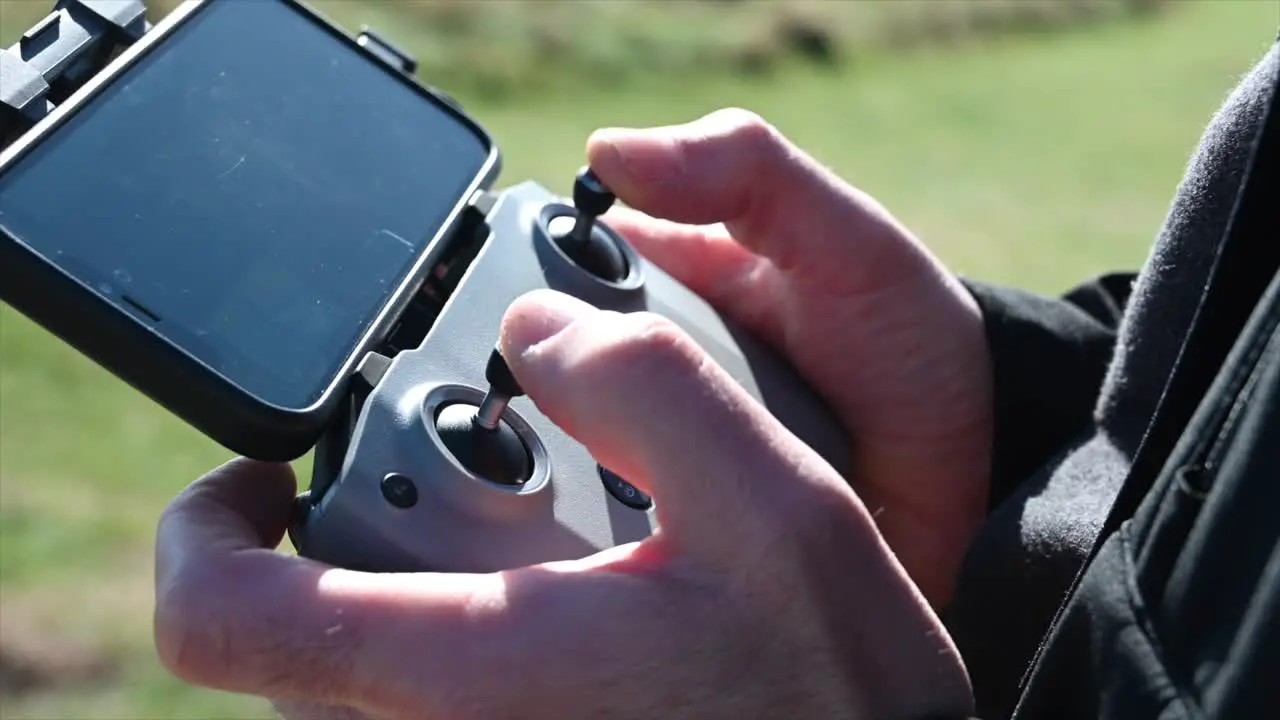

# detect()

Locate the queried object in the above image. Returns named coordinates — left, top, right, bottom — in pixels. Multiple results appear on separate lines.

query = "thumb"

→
left=499, top=289, right=851, bottom=555
left=586, top=108, right=918, bottom=283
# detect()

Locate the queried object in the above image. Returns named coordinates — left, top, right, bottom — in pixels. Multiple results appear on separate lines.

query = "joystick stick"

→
left=549, top=167, right=628, bottom=282
left=473, top=346, right=524, bottom=430
left=434, top=347, right=532, bottom=486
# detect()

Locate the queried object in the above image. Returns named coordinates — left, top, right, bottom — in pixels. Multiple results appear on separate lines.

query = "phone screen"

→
left=0, top=0, right=493, bottom=410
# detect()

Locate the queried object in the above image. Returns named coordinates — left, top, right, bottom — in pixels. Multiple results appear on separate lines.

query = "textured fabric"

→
left=1011, top=30, right=1280, bottom=717
left=1095, top=44, right=1280, bottom=456
left=942, top=40, right=1280, bottom=720
left=945, top=429, right=1131, bottom=718
left=1014, top=274, right=1280, bottom=718
left=956, top=278, right=1127, bottom=510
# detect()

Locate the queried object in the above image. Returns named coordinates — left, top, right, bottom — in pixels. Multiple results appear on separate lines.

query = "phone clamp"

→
left=0, top=1, right=440, bottom=151
left=1, top=0, right=151, bottom=148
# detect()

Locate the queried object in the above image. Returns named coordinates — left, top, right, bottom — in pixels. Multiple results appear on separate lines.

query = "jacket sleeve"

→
left=960, top=273, right=1134, bottom=509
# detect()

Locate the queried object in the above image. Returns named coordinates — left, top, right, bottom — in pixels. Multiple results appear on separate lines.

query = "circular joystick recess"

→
left=552, top=225, right=628, bottom=282
left=435, top=403, right=532, bottom=486
left=550, top=167, right=629, bottom=282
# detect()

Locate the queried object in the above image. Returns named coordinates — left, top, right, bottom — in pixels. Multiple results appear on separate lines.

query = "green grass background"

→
left=1, top=0, right=1276, bottom=717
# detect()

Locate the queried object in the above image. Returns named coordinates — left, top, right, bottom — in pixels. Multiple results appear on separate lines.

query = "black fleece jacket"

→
left=941, top=38, right=1279, bottom=720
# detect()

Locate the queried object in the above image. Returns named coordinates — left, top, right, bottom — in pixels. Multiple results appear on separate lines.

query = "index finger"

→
left=599, top=206, right=788, bottom=349
left=587, top=108, right=920, bottom=287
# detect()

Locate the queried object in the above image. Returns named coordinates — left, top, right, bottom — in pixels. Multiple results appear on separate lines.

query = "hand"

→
left=154, top=290, right=973, bottom=719
left=586, top=108, right=994, bottom=607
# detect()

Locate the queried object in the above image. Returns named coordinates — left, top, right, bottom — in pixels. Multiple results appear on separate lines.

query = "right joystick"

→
left=550, top=167, right=629, bottom=282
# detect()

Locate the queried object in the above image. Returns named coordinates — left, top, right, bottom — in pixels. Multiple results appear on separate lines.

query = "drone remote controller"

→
left=288, top=168, right=851, bottom=573
left=0, top=0, right=849, bottom=576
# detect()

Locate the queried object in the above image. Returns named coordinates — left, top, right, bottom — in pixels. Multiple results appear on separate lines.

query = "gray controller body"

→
left=290, top=181, right=850, bottom=574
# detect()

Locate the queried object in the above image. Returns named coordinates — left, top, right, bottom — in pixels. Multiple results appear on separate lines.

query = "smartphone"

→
left=0, top=0, right=499, bottom=461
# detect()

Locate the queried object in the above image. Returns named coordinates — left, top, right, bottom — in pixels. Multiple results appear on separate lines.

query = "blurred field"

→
left=2, top=0, right=1181, bottom=100
left=1, top=0, right=1277, bottom=717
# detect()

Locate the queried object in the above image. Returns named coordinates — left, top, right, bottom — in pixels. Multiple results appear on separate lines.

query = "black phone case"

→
left=0, top=0, right=501, bottom=462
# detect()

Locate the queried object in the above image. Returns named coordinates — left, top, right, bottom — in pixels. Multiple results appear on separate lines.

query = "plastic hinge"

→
left=356, top=28, right=417, bottom=76
left=355, top=27, right=463, bottom=113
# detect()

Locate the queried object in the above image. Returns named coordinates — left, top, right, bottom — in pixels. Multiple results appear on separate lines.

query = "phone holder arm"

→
left=0, top=0, right=150, bottom=147
left=0, top=1, right=438, bottom=151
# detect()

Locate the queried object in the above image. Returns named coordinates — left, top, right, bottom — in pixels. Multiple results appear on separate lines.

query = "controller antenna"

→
left=568, top=167, right=616, bottom=246
left=474, top=346, right=524, bottom=431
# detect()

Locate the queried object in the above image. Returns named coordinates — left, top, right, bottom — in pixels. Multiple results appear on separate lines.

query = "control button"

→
left=380, top=473, right=418, bottom=508
left=599, top=466, right=652, bottom=510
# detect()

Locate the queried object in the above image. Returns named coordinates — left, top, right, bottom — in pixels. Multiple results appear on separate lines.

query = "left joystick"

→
left=473, top=346, right=524, bottom=430
left=434, top=347, right=531, bottom=486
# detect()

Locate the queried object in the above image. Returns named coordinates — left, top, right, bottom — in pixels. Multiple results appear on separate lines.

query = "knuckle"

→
left=566, top=311, right=710, bottom=410
left=155, top=560, right=362, bottom=702
left=708, top=106, right=770, bottom=134
left=153, top=566, right=230, bottom=685
left=708, top=107, right=782, bottom=153
left=605, top=312, right=702, bottom=375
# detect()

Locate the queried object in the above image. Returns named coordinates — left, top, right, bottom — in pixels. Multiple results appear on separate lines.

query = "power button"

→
left=598, top=466, right=652, bottom=510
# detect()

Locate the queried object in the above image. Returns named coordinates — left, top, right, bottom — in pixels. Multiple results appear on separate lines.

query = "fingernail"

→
left=589, top=127, right=686, bottom=184
left=500, top=289, right=594, bottom=358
